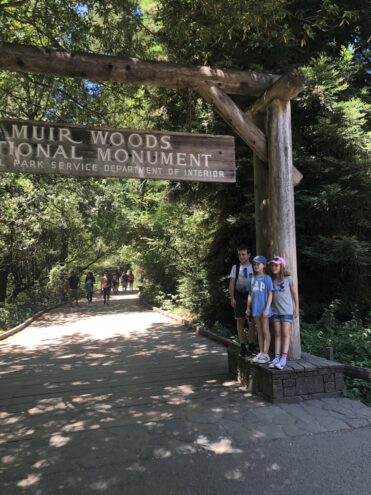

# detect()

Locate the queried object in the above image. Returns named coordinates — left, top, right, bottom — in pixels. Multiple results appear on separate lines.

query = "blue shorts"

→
left=271, top=314, right=293, bottom=323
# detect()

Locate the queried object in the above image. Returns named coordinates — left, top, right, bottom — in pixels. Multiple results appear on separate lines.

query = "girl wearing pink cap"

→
left=268, top=256, right=299, bottom=370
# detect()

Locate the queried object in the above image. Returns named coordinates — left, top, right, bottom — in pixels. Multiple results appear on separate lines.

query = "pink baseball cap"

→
left=269, top=256, right=286, bottom=267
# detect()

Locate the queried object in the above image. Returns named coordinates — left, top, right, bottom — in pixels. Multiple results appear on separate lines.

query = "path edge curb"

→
left=0, top=303, right=65, bottom=341
left=150, top=304, right=240, bottom=352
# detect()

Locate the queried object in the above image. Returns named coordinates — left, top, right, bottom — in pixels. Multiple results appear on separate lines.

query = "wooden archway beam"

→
left=0, top=43, right=303, bottom=185
left=196, top=82, right=267, bottom=162
left=0, top=42, right=279, bottom=97
left=246, top=69, right=305, bottom=117
left=196, top=82, right=303, bottom=186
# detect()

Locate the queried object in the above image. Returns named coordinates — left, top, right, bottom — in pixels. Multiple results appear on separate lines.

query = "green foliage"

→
left=294, top=46, right=370, bottom=317
left=301, top=300, right=371, bottom=405
left=301, top=300, right=371, bottom=367
left=345, top=378, right=371, bottom=407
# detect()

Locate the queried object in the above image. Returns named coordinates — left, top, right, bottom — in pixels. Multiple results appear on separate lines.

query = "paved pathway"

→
left=1, top=293, right=371, bottom=494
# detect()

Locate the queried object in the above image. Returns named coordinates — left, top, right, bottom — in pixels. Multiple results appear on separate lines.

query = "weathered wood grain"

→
left=266, top=99, right=301, bottom=360
left=253, top=114, right=270, bottom=255
left=0, top=42, right=279, bottom=96
left=246, top=69, right=305, bottom=117
left=0, top=119, right=236, bottom=183
left=196, top=81, right=268, bottom=162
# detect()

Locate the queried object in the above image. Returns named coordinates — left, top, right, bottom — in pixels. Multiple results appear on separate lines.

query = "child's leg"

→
left=261, top=316, right=271, bottom=354
left=236, top=318, right=245, bottom=345
left=248, top=317, right=256, bottom=346
left=269, top=320, right=282, bottom=367
left=274, top=321, right=292, bottom=369
left=254, top=318, right=264, bottom=353
left=281, top=321, right=291, bottom=355
left=273, top=320, right=282, bottom=356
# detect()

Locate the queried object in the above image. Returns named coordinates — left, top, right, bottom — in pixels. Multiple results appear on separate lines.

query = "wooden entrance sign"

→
left=0, top=119, right=236, bottom=183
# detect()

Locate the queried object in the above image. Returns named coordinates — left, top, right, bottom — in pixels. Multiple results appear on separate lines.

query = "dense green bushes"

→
left=300, top=300, right=371, bottom=405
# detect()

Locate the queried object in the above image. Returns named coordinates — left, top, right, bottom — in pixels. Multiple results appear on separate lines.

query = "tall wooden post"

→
left=253, top=115, right=270, bottom=255
left=266, top=99, right=301, bottom=359
left=253, top=154, right=270, bottom=254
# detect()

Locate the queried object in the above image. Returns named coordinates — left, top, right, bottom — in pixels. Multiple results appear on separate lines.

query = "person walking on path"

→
left=268, top=256, right=299, bottom=370
left=128, top=270, right=134, bottom=290
left=101, top=271, right=111, bottom=305
left=85, top=272, right=95, bottom=304
left=246, top=256, right=273, bottom=364
left=121, top=271, right=129, bottom=292
left=112, top=271, right=120, bottom=294
left=68, top=270, right=80, bottom=307
left=229, top=246, right=257, bottom=357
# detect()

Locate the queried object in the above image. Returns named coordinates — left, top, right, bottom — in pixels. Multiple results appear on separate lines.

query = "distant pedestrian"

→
left=121, top=271, right=129, bottom=292
left=128, top=270, right=134, bottom=290
left=85, top=272, right=95, bottom=303
left=246, top=256, right=273, bottom=364
left=101, top=271, right=111, bottom=305
left=68, top=270, right=80, bottom=307
left=112, top=271, right=119, bottom=294
left=268, top=256, right=299, bottom=370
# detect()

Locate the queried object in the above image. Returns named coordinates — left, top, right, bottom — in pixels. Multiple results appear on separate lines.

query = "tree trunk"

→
left=0, top=267, right=9, bottom=303
left=266, top=99, right=301, bottom=359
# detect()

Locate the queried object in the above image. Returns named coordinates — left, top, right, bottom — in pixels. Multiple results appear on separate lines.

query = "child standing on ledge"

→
left=229, top=245, right=256, bottom=357
left=268, top=256, right=299, bottom=370
left=246, top=256, right=273, bottom=364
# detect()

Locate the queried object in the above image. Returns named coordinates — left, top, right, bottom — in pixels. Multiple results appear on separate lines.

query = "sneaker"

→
left=256, top=353, right=270, bottom=364
left=269, top=357, right=281, bottom=369
left=252, top=352, right=263, bottom=363
left=275, top=357, right=287, bottom=370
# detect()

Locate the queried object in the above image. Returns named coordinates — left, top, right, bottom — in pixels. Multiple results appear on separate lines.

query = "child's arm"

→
left=229, top=277, right=236, bottom=308
left=290, top=283, right=299, bottom=318
left=246, top=293, right=252, bottom=316
left=263, top=290, right=272, bottom=317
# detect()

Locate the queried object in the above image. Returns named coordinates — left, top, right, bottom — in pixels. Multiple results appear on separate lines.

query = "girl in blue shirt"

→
left=246, top=256, right=273, bottom=364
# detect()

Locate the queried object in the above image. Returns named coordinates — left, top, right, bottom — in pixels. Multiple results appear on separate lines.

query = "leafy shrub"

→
left=301, top=300, right=371, bottom=405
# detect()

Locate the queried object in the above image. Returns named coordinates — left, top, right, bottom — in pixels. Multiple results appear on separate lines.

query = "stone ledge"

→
left=228, top=349, right=345, bottom=403
left=148, top=303, right=347, bottom=404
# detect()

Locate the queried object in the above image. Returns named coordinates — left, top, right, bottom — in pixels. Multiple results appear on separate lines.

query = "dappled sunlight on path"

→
left=1, top=291, right=371, bottom=494
left=0, top=292, right=260, bottom=493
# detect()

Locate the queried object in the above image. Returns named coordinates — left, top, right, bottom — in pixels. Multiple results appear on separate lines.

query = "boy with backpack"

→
left=229, top=246, right=257, bottom=356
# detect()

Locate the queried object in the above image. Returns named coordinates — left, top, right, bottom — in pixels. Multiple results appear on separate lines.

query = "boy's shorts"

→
left=271, top=314, right=293, bottom=323
left=234, top=290, right=248, bottom=319
left=69, top=288, right=79, bottom=300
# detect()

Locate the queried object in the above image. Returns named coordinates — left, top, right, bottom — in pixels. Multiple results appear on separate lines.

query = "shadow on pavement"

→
left=1, top=293, right=370, bottom=494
